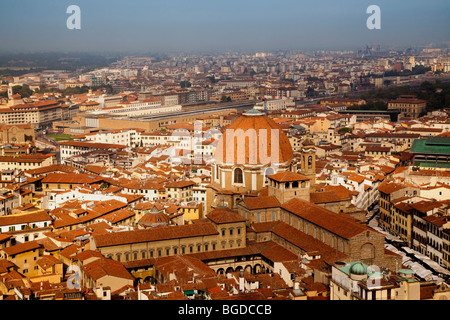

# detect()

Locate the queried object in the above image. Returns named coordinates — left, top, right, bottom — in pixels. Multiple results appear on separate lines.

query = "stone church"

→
left=206, top=108, right=400, bottom=271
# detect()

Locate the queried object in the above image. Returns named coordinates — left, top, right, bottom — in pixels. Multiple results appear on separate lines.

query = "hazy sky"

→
left=1, top=0, right=449, bottom=53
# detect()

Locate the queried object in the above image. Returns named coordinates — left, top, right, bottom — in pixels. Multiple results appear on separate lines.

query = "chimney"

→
left=239, top=270, right=245, bottom=292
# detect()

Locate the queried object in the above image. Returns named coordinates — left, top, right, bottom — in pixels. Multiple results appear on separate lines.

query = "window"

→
left=234, top=168, right=243, bottom=184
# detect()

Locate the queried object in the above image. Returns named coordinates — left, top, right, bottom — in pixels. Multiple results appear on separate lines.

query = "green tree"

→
left=12, top=84, right=33, bottom=98
left=180, top=81, right=191, bottom=88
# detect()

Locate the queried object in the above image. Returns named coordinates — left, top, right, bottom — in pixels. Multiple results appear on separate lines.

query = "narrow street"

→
left=365, top=201, right=450, bottom=285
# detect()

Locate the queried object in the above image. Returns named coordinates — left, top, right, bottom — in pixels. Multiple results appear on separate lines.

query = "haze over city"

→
left=0, top=0, right=449, bottom=53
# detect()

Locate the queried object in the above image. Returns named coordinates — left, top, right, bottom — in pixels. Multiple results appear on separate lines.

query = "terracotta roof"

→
left=83, top=257, right=134, bottom=281
left=243, top=195, right=281, bottom=210
left=154, top=255, right=216, bottom=282
left=74, top=250, right=104, bottom=262
left=310, top=185, right=352, bottom=204
left=165, top=180, right=195, bottom=188
left=206, top=208, right=247, bottom=224
left=36, top=255, right=62, bottom=270
left=93, top=222, right=219, bottom=248
left=267, top=171, right=310, bottom=182
left=98, top=208, right=135, bottom=224
left=42, top=173, right=103, bottom=184
left=2, top=241, right=41, bottom=256
left=215, top=112, right=294, bottom=165
left=281, top=198, right=374, bottom=240
left=409, top=200, right=443, bottom=214
left=0, top=211, right=52, bottom=227
left=0, top=259, right=15, bottom=273
left=23, top=164, right=77, bottom=176
left=378, top=180, right=410, bottom=194
left=138, top=211, right=170, bottom=226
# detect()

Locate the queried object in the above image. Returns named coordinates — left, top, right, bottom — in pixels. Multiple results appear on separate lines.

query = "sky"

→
left=0, top=0, right=449, bottom=53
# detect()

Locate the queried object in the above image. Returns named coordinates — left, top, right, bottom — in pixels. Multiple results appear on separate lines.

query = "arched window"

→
left=234, top=168, right=243, bottom=184
left=308, top=155, right=313, bottom=168
left=361, top=243, right=375, bottom=266
left=265, top=167, right=274, bottom=183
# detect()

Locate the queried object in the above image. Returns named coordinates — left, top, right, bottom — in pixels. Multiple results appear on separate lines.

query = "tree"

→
left=12, top=84, right=33, bottom=98
left=180, top=81, right=191, bottom=88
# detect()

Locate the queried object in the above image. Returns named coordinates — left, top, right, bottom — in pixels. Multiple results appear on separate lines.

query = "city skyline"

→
left=0, top=0, right=449, bottom=54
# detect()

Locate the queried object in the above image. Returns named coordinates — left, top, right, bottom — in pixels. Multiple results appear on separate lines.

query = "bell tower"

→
left=7, top=83, right=13, bottom=100
left=299, top=137, right=316, bottom=189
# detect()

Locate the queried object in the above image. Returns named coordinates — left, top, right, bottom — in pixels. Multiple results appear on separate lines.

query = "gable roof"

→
left=206, top=208, right=247, bottom=224
left=83, top=257, right=134, bottom=281
left=2, top=241, right=41, bottom=256
left=281, top=198, right=375, bottom=240
left=267, top=171, right=310, bottom=182
left=242, top=195, right=281, bottom=210
left=93, top=222, right=219, bottom=248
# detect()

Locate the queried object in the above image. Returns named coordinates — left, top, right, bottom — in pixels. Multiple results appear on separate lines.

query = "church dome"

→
left=350, top=262, right=368, bottom=275
left=215, top=109, right=294, bottom=166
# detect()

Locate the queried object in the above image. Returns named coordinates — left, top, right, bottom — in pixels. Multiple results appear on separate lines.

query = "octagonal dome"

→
left=215, top=109, right=294, bottom=166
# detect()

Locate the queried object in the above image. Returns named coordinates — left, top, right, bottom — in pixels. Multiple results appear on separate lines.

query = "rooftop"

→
left=411, top=137, right=450, bottom=155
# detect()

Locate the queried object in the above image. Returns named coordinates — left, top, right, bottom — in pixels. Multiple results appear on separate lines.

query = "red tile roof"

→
left=281, top=198, right=375, bottom=240
left=83, top=257, right=134, bottom=281
left=42, top=173, right=103, bottom=184
left=0, top=211, right=52, bottom=227
left=2, top=241, right=41, bottom=256
left=206, top=208, right=247, bottom=224
left=215, top=112, right=294, bottom=165
left=267, top=171, right=310, bottom=182
left=243, top=195, right=281, bottom=210
left=93, top=222, right=219, bottom=248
